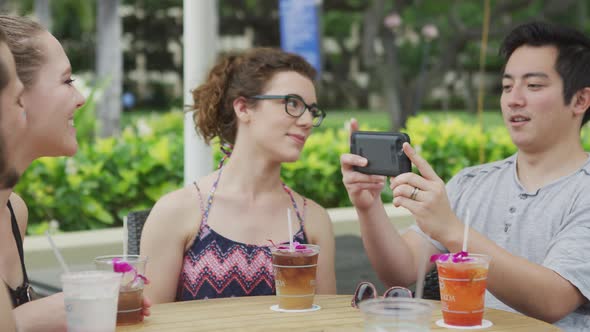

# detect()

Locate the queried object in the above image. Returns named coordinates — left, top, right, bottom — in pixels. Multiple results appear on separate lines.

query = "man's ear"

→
left=572, top=87, right=590, bottom=116
left=233, top=96, right=251, bottom=123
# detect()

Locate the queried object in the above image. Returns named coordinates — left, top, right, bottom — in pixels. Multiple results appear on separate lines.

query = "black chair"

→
left=421, top=269, right=441, bottom=300
left=126, top=209, right=151, bottom=255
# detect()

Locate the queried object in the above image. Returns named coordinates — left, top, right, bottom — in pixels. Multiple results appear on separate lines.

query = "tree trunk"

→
left=381, top=28, right=405, bottom=131
left=34, top=0, right=52, bottom=31
left=96, top=0, right=122, bottom=138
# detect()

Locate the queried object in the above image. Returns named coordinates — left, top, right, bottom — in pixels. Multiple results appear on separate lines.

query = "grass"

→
left=320, top=109, right=504, bottom=132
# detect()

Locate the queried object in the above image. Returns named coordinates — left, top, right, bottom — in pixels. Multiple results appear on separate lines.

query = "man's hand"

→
left=389, top=143, right=462, bottom=241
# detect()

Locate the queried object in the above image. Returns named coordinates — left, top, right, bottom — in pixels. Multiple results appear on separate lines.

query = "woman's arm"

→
left=13, top=293, right=66, bottom=332
left=0, top=285, right=16, bottom=332
left=304, top=199, right=337, bottom=294
left=9, top=192, right=28, bottom=241
left=9, top=193, right=69, bottom=331
left=140, top=187, right=201, bottom=304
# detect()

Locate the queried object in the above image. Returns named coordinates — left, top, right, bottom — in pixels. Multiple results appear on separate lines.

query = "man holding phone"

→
left=341, top=21, right=590, bottom=330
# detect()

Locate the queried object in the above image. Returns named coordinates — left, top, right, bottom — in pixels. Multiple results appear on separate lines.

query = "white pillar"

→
left=183, top=0, right=217, bottom=185
left=96, top=0, right=122, bottom=137
left=34, top=0, right=52, bottom=31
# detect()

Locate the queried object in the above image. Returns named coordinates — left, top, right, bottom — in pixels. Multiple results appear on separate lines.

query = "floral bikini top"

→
left=176, top=166, right=308, bottom=301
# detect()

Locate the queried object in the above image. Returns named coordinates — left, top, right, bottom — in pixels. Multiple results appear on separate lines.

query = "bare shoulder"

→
left=141, top=174, right=217, bottom=252
left=146, top=186, right=201, bottom=231
left=8, top=192, right=28, bottom=238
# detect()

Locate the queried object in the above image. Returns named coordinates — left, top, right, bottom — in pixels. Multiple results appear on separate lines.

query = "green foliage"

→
left=15, top=112, right=184, bottom=234
left=17, top=111, right=590, bottom=234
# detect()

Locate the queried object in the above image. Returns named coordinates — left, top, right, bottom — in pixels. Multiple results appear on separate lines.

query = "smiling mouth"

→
left=288, top=134, right=306, bottom=144
left=510, top=116, right=530, bottom=123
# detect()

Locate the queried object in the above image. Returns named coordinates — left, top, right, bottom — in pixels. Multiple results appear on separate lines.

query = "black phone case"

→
left=350, top=131, right=411, bottom=176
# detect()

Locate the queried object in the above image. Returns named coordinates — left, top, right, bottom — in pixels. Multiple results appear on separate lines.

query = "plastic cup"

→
left=359, top=298, right=433, bottom=332
left=435, top=254, right=491, bottom=326
left=61, top=270, right=121, bottom=332
left=270, top=244, right=319, bottom=310
left=95, top=255, right=147, bottom=325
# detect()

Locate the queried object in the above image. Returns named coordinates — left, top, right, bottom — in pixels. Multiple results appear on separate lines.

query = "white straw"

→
left=462, top=210, right=471, bottom=252
left=45, top=231, right=70, bottom=273
left=123, top=216, right=128, bottom=257
left=287, top=208, right=294, bottom=252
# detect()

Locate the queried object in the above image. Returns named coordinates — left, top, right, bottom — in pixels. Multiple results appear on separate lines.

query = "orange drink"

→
left=271, top=244, right=319, bottom=310
left=434, top=253, right=490, bottom=327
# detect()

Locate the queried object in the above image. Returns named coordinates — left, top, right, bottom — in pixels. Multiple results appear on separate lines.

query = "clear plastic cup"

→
left=61, top=270, right=121, bottom=332
left=95, top=255, right=147, bottom=325
left=271, top=244, right=319, bottom=310
left=359, top=298, right=433, bottom=332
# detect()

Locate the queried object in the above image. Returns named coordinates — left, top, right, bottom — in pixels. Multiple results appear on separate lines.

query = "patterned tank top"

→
left=176, top=167, right=308, bottom=301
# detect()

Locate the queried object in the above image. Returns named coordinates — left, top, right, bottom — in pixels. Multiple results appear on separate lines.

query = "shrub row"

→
left=16, top=112, right=590, bottom=234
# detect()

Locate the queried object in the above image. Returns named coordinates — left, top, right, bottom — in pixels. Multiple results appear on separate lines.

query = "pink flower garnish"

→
left=112, top=258, right=134, bottom=273
left=110, top=258, right=149, bottom=287
left=430, top=251, right=473, bottom=263
left=268, top=240, right=313, bottom=253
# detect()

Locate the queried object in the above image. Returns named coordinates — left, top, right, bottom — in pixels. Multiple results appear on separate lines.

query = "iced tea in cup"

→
left=432, top=252, right=491, bottom=326
left=95, top=255, right=147, bottom=325
left=271, top=243, right=319, bottom=310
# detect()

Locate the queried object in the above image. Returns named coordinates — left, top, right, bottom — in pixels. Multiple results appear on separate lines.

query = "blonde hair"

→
left=0, top=15, right=45, bottom=88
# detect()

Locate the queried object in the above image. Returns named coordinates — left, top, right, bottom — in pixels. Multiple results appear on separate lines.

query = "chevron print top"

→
left=176, top=168, right=308, bottom=301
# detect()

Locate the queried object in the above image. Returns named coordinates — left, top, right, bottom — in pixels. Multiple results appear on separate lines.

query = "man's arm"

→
left=357, top=201, right=440, bottom=287
left=440, top=225, right=585, bottom=323
left=391, top=143, right=586, bottom=323
left=341, top=119, right=440, bottom=288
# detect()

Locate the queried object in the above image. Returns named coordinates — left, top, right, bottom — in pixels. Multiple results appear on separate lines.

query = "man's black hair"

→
left=500, top=21, right=590, bottom=127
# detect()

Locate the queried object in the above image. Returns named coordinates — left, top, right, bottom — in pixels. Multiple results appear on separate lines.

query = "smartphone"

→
left=350, top=131, right=411, bottom=176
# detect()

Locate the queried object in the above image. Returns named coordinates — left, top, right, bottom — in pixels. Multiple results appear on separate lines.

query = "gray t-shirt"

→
left=410, top=154, right=590, bottom=331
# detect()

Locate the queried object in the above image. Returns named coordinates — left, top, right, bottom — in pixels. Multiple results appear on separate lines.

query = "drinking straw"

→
left=123, top=216, right=128, bottom=257
left=462, top=210, right=471, bottom=252
left=287, top=208, right=294, bottom=252
left=45, top=230, right=70, bottom=274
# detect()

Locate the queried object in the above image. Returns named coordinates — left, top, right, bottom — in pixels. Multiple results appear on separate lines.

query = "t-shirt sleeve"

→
left=543, top=203, right=590, bottom=302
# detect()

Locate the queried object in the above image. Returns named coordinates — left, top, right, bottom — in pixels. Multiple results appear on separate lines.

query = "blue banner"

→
left=279, top=0, right=321, bottom=76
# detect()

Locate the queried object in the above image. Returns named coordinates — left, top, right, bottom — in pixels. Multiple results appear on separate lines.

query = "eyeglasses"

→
left=351, top=281, right=413, bottom=308
left=249, top=94, right=326, bottom=127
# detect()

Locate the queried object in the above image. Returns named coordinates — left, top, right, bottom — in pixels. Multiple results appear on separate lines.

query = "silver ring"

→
left=410, top=187, right=419, bottom=200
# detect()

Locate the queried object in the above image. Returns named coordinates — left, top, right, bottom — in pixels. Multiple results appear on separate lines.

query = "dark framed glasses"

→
left=249, top=94, right=326, bottom=127
left=351, top=281, right=413, bottom=308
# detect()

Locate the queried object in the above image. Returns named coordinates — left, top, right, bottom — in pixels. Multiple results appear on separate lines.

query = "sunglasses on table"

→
left=351, top=281, right=413, bottom=308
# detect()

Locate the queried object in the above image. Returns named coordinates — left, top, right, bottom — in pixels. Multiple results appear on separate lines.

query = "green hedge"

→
left=16, top=112, right=590, bottom=234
